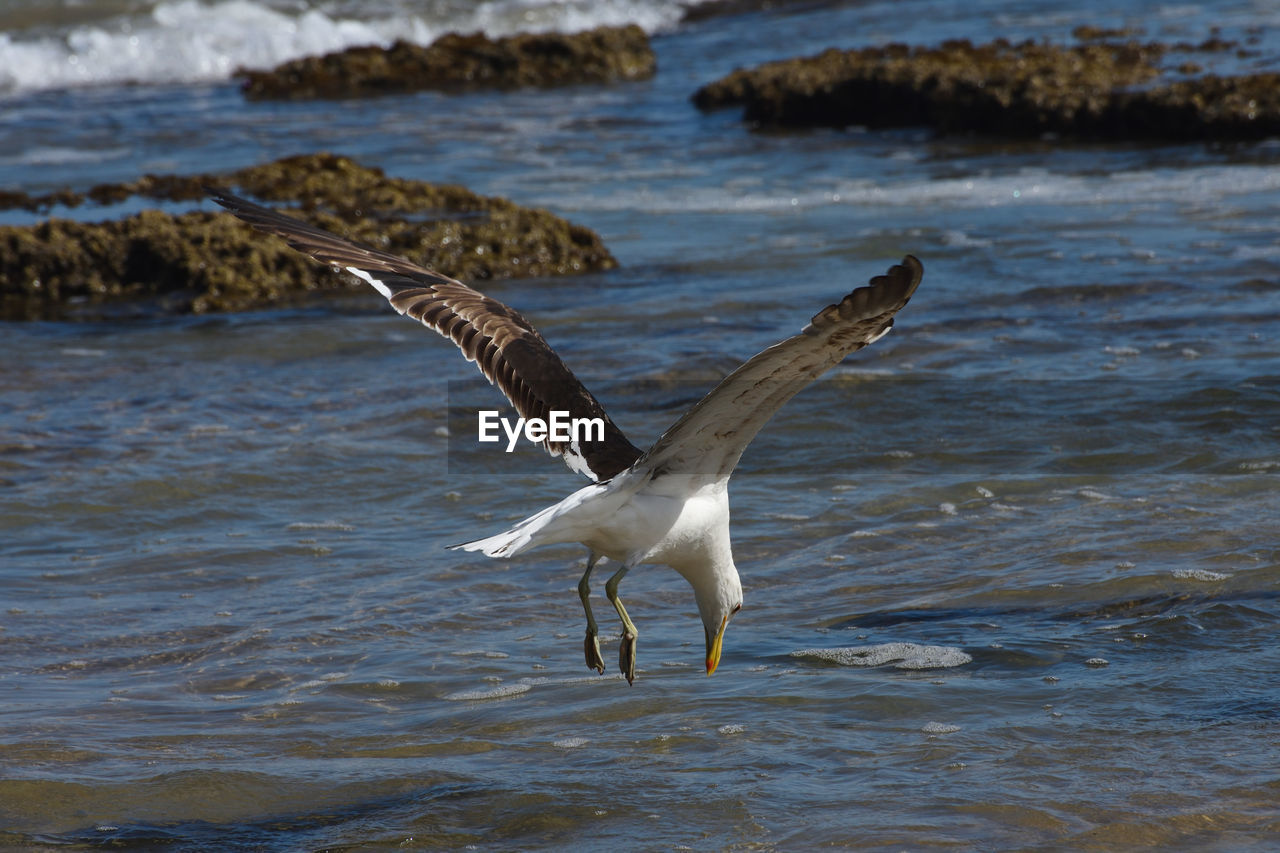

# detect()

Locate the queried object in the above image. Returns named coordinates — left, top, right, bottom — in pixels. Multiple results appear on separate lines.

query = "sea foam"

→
left=563, top=164, right=1280, bottom=216
left=444, top=681, right=532, bottom=701
left=792, top=642, right=972, bottom=670
left=0, top=0, right=702, bottom=95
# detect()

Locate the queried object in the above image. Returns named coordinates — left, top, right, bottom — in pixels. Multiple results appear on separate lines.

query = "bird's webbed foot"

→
left=578, top=556, right=606, bottom=675
left=606, top=563, right=638, bottom=685
left=619, top=629, right=637, bottom=686
left=584, top=630, right=606, bottom=674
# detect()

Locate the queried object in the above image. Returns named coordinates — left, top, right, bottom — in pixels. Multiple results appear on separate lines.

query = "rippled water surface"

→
left=2, top=0, right=1280, bottom=849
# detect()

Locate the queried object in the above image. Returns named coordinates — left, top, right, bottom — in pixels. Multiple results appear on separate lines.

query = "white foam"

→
left=0, top=147, right=131, bottom=168
left=445, top=681, right=532, bottom=701
left=0, top=0, right=707, bottom=95
left=286, top=520, right=356, bottom=531
left=792, top=642, right=972, bottom=670
left=940, top=229, right=991, bottom=248
left=1232, top=244, right=1280, bottom=260
left=564, top=164, right=1280, bottom=216
left=451, top=649, right=510, bottom=659
left=1, top=1, right=385, bottom=93
left=921, top=721, right=961, bottom=734
left=1077, top=488, right=1113, bottom=501
left=1172, top=568, right=1232, bottom=582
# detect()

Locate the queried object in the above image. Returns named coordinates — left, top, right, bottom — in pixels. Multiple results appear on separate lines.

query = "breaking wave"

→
left=0, top=0, right=705, bottom=95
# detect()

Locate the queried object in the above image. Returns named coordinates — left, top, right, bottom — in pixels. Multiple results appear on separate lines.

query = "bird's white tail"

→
left=449, top=481, right=608, bottom=558
left=450, top=512, right=547, bottom=558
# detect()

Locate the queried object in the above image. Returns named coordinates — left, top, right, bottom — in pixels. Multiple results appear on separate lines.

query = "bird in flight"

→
left=209, top=189, right=922, bottom=684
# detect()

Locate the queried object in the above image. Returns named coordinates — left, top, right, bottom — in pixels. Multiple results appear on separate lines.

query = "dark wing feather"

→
left=208, top=189, right=642, bottom=481
left=639, top=255, right=922, bottom=481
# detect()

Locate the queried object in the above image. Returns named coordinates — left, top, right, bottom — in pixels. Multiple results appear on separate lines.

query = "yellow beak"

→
left=705, top=614, right=728, bottom=675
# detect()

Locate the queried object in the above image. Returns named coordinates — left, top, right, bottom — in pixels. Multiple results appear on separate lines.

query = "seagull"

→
left=209, top=188, right=922, bottom=684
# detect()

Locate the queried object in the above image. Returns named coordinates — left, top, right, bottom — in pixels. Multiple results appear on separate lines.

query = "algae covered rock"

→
left=0, top=153, right=617, bottom=321
left=241, top=25, right=656, bottom=99
left=693, top=37, right=1280, bottom=142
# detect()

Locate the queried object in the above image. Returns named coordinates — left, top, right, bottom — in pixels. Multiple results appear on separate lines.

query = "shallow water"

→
left=3, top=0, right=1280, bottom=849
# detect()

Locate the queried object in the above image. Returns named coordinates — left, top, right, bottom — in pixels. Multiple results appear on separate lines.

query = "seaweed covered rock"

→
left=241, top=25, right=655, bottom=99
left=0, top=153, right=617, bottom=321
left=693, top=37, right=1280, bottom=142
left=1115, top=73, right=1280, bottom=140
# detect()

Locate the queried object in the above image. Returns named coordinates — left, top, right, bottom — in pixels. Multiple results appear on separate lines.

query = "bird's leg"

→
left=605, top=564, right=638, bottom=685
left=578, top=555, right=606, bottom=674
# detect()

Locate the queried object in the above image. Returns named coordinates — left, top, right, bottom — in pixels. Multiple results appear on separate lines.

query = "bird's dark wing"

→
left=209, top=189, right=643, bottom=481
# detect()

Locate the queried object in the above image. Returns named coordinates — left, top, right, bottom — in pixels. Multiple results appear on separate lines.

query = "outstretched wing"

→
left=208, top=189, right=643, bottom=482
left=638, top=255, right=922, bottom=481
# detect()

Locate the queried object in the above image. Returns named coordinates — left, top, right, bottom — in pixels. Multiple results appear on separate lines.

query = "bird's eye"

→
left=732, top=603, right=742, bottom=614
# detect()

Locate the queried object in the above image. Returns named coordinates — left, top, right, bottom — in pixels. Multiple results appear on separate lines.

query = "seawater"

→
left=2, top=0, right=1279, bottom=849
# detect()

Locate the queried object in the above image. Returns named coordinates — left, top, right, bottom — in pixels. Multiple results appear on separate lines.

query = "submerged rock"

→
left=241, top=25, right=655, bottom=99
left=693, top=37, right=1280, bottom=142
left=0, top=153, right=617, bottom=321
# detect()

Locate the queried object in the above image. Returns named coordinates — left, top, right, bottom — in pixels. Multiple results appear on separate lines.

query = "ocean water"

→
left=2, top=0, right=1280, bottom=849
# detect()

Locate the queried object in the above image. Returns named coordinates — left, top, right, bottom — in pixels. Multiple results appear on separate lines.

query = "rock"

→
left=240, top=25, right=655, bottom=99
left=0, top=153, right=617, bottom=321
left=692, top=37, right=1280, bottom=142
left=1117, top=73, right=1280, bottom=141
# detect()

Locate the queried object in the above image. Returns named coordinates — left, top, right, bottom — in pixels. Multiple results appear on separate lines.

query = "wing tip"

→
left=898, top=254, right=924, bottom=294
left=868, top=254, right=924, bottom=303
left=805, top=254, right=924, bottom=335
left=205, top=184, right=256, bottom=214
